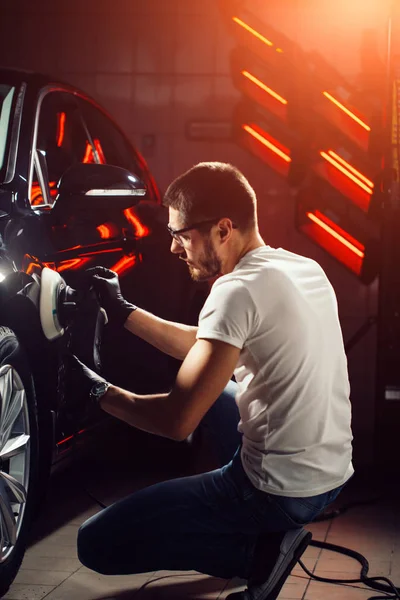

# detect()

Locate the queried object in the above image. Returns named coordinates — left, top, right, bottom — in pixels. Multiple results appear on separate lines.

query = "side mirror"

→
left=53, top=163, right=147, bottom=217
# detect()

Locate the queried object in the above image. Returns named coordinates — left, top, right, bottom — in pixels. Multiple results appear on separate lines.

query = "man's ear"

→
left=218, top=218, right=234, bottom=241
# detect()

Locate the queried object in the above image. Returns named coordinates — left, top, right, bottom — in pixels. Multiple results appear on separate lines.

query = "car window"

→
left=78, top=99, right=143, bottom=176
left=0, top=84, right=15, bottom=181
left=79, top=98, right=159, bottom=203
left=32, top=91, right=97, bottom=207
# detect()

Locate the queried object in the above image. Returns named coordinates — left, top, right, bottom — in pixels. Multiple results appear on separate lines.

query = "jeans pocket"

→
left=270, top=484, right=346, bottom=527
left=267, top=494, right=325, bottom=527
left=246, top=491, right=305, bottom=531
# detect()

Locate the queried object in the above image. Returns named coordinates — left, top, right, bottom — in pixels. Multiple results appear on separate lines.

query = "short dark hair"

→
left=163, top=162, right=257, bottom=231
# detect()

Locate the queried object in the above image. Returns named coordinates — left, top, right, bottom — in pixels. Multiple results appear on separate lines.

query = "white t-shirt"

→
left=196, top=246, right=354, bottom=497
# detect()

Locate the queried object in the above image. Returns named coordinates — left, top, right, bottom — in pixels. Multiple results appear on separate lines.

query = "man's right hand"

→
left=86, top=266, right=137, bottom=328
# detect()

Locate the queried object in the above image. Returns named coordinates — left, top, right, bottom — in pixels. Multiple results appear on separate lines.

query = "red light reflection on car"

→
left=56, top=112, right=66, bottom=147
left=82, top=142, right=95, bottom=164
left=97, top=224, right=114, bottom=239
left=82, top=139, right=106, bottom=164
left=123, top=208, right=149, bottom=238
left=57, top=428, right=87, bottom=447
left=56, top=258, right=91, bottom=272
left=94, top=139, right=106, bottom=163
left=111, top=255, right=137, bottom=276
left=31, top=181, right=57, bottom=205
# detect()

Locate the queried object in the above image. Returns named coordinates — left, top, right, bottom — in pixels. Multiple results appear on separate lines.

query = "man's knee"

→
left=77, top=520, right=112, bottom=575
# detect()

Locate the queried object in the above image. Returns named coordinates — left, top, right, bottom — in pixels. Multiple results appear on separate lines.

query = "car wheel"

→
left=0, top=326, right=39, bottom=598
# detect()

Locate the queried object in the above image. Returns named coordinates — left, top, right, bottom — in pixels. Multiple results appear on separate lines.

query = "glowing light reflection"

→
left=243, top=124, right=291, bottom=163
left=242, top=70, right=288, bottom=105
left=320, top=151, right=373, bottom=194
left=306, top=211, right=365, bottom=258
left=124, top=208, right=150, bottom=238
left=232, top=16, right=273, bottom=47
left=323, top=92, right=371, bottom=131
left=57, top=112, right=66, bottom=147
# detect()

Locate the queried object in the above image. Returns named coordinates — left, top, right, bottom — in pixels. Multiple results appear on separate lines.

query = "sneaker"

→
left=226, top=528, right=312, bottom=600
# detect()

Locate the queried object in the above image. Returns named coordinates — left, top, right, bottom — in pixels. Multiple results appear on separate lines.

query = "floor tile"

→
left=302, top=544, right=323, bottom=559
left=217, top=578, right=246, bottom=599
left=279, top=574, right=310, bottom=599
left=135, top=573, right=227, bottom=599
left=20, top=554, right=81, bottom=572
left=2, top=584, right=54, bottom=599
left=26, top=540, right=79, bottom=559
left=43, top=570, right=154, bottom=600
left=291, top=557, right=319, bottom=577
left=304, top=581, right=376, bottom=599
left=13, top=569, right=72, bottom=586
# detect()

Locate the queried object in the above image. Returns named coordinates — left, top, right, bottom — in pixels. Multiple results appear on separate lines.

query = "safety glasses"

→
left=167, top=218, right=237, bottom=246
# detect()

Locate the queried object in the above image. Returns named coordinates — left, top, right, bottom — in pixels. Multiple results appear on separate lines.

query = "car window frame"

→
left=30, top=86, right=98, bottom=210
left=0, top=82, right=25, bottom=185
left=78, top=97, right=141, bottom=174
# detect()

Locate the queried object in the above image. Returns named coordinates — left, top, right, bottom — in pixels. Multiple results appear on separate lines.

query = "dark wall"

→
left=0, top=0, right=389, bottom=468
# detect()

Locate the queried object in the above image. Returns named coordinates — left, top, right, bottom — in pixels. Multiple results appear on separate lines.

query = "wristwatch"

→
left=90, top=381, right=111, bottom=405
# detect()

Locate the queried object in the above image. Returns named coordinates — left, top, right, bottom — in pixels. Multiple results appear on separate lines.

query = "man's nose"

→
left=170, top=237, right=182, bottom=254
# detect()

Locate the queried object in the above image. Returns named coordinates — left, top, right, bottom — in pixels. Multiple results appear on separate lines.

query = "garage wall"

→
left=0, top=0, right=390, bottom=468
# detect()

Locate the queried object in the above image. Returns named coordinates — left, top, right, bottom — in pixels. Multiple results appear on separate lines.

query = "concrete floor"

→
left=4, top=421, right=400, bottom=600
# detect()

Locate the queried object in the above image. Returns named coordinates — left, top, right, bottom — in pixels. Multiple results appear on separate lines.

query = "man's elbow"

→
left=167, top=418, right=194, bottom=443
left=169, top=431, right=187, bottom=443
left=168, top=426, right=191, bottom=443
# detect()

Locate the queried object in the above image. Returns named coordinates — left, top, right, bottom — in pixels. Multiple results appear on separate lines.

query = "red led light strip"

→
left=323, top=92, right=371, bottom=132
left=232, top=16, right=273, bottom=47
left=243, top=124, right=291, bottom=163
left=241, top=70, right=288, bottom=105
left=320, top=151, right=373, bottom=194
left=306, top=211, right=365, bottom=258
left=327, top=151, right=373, bottom=188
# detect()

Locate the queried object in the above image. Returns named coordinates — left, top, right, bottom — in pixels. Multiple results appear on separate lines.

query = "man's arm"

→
left=88, top=266, right=199, bottom=361
left=99, top=338, right=240, bottom=441
left=124, top=309, right=198, bottom=361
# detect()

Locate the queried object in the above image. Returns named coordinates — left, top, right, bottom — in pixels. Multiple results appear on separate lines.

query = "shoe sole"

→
left=227, top=528, right=312, bottom=600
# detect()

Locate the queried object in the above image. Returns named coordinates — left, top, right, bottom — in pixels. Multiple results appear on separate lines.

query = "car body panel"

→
left=0, top=68, right=208, bottom=453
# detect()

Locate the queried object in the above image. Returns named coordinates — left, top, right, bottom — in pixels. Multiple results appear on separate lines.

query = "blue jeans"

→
left=78, top=381, right=346, bottom=579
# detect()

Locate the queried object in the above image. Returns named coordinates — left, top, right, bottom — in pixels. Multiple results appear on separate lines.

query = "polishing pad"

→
left=40, top=267, right=65, bottom=341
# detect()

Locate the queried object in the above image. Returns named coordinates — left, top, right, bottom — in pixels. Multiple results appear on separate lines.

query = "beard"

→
left=185, top=238, right=222, bottom=282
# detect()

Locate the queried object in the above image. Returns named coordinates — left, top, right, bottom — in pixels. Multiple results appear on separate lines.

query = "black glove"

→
left=86, top=266, right=137, bottom=328
left=66, top=354, right=109, bottom=408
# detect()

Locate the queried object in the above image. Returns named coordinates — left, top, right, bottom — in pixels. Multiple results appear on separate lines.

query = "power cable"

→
left=301, top=539, right=400, bottom=600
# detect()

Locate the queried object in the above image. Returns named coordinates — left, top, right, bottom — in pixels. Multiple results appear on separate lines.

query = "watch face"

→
left=91, top=381, right=108, bottom=399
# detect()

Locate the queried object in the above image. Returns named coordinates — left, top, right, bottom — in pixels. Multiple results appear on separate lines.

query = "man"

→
left=75, top=162, right=354, bottom=600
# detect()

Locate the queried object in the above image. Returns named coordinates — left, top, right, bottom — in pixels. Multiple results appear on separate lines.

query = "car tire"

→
left=0, top=326, right=39, bottom=598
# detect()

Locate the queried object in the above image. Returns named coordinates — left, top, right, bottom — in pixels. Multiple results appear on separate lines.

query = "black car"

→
left=0, top=68, right=207, bottom=595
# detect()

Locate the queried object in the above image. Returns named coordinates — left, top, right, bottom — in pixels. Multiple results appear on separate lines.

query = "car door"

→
left=15, top=87, right=201, bottom=393
left=22, top=89, right=143, bottom=278
left=76, top=97, right=201, bottom=391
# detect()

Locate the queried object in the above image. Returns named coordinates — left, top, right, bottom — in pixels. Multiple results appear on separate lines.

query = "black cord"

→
left=300, top=539, right=400, bottom=600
